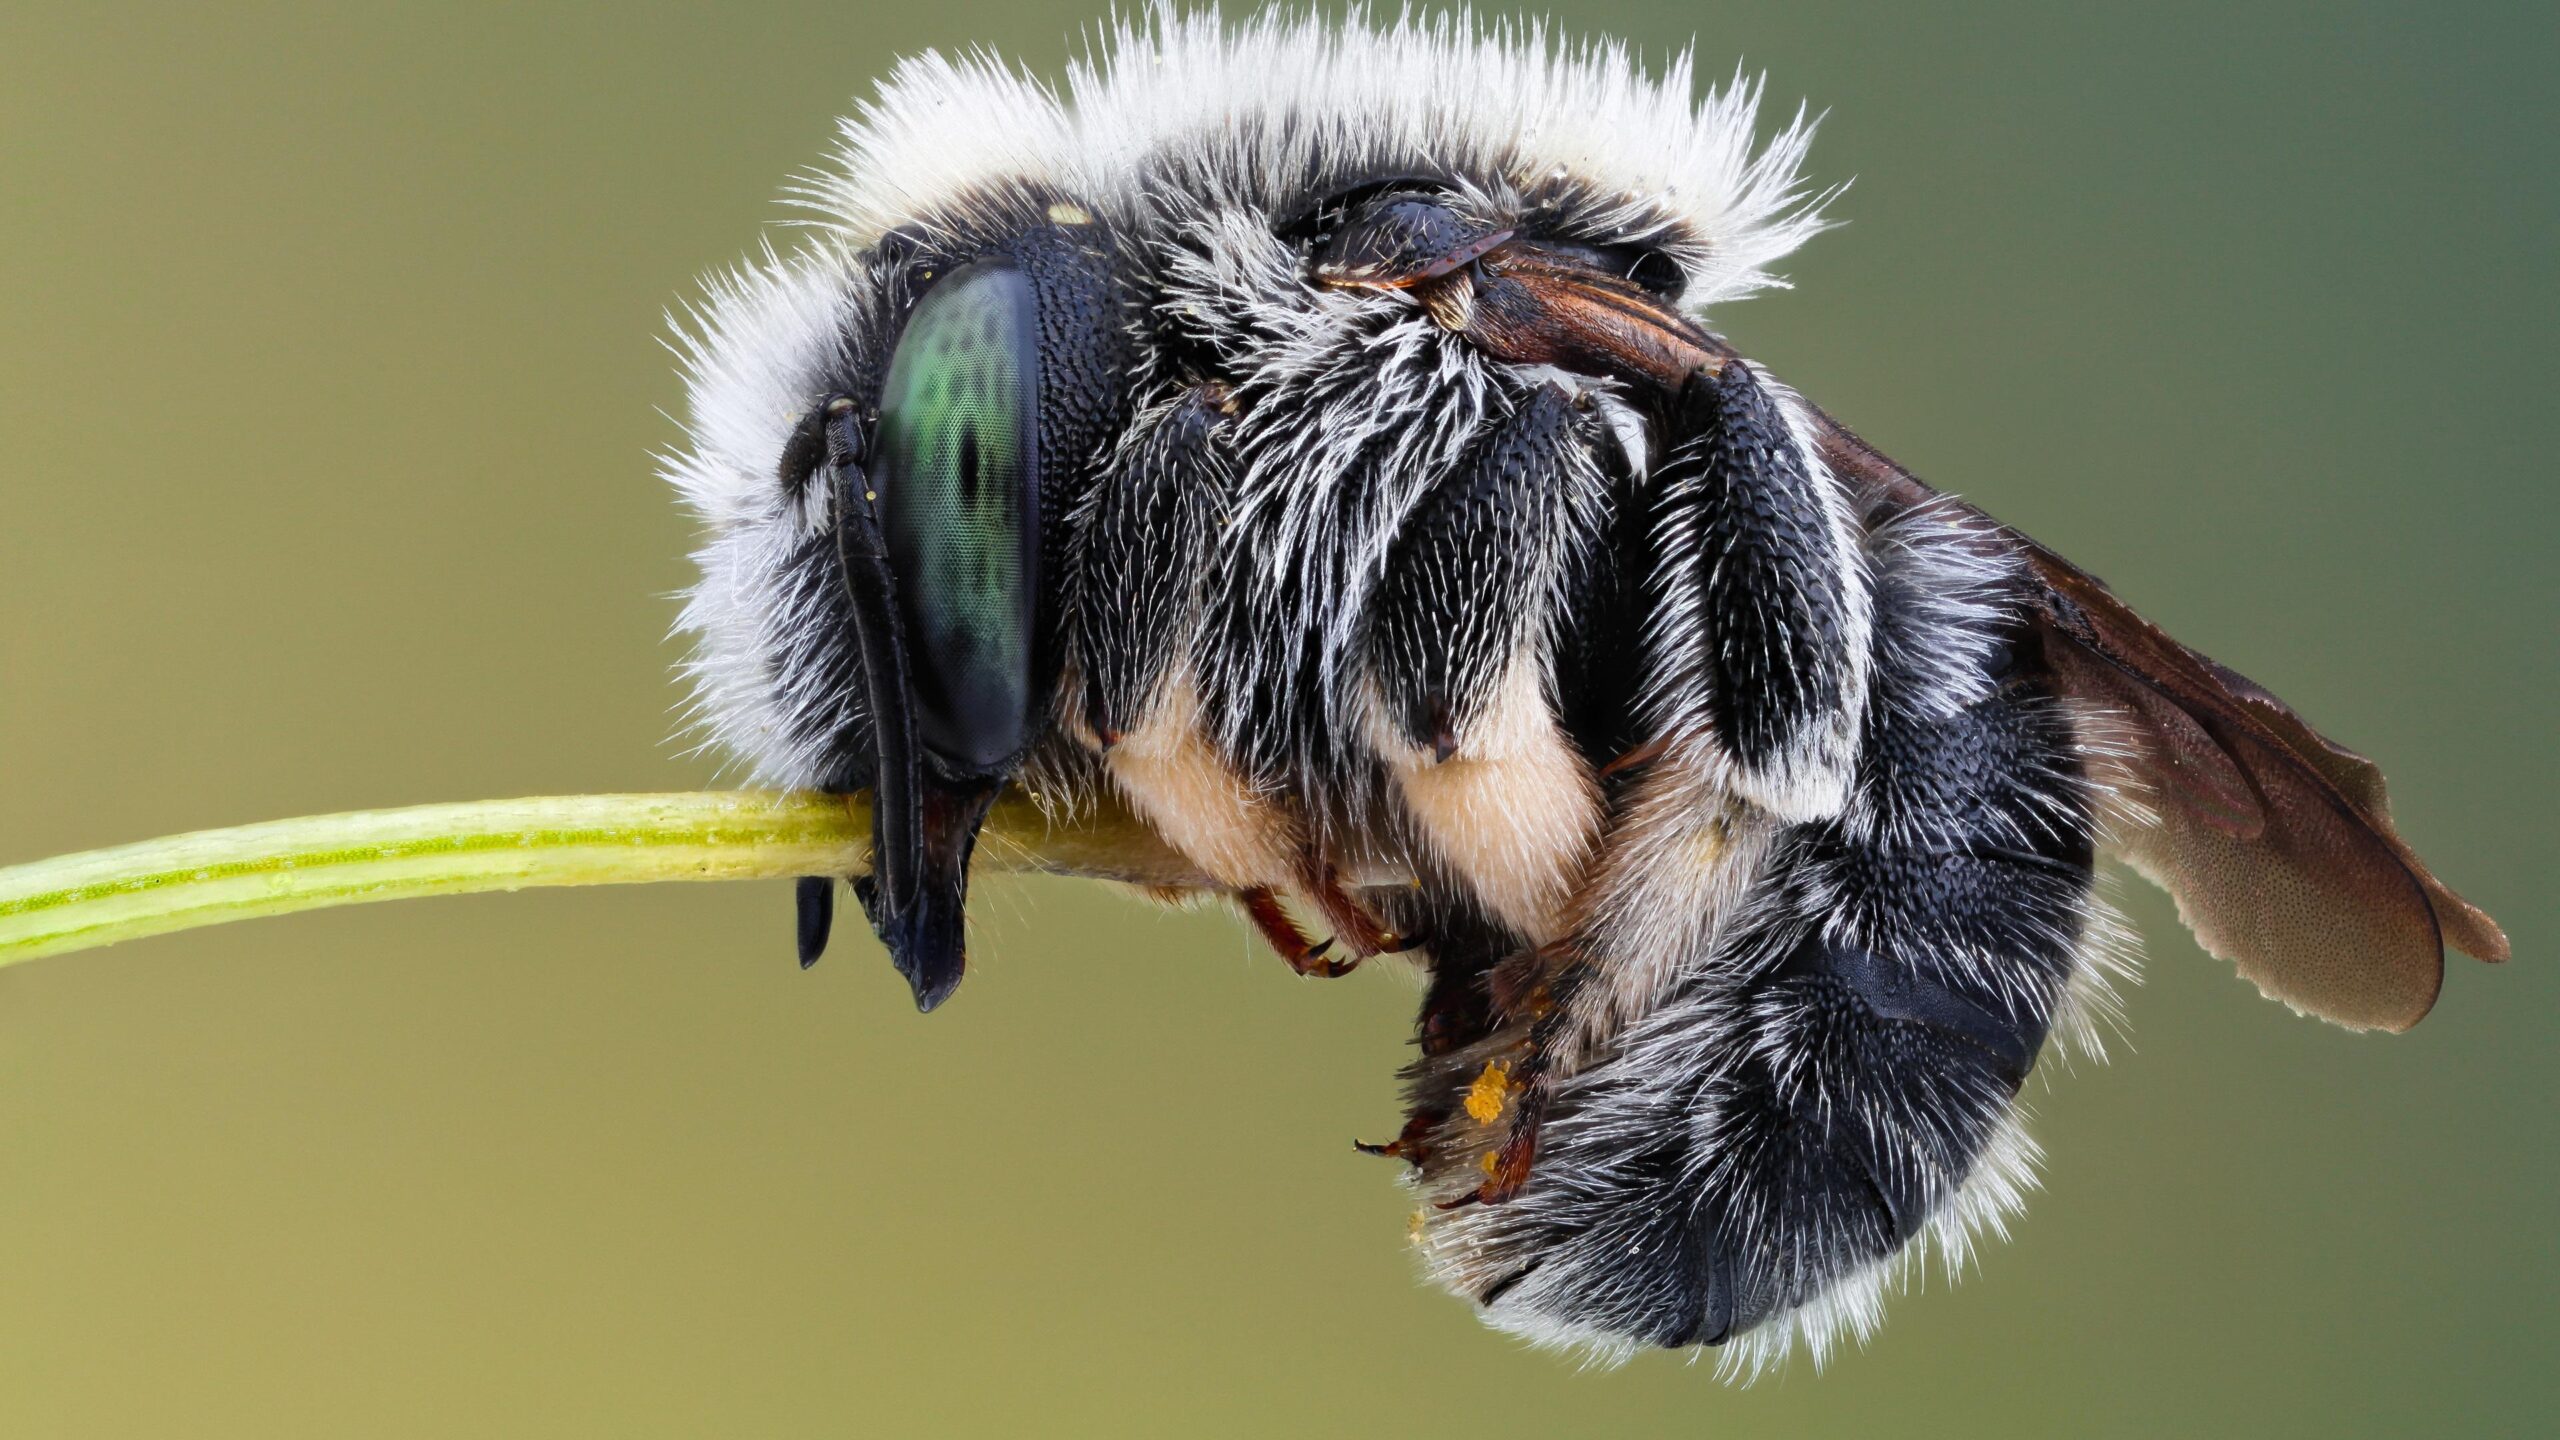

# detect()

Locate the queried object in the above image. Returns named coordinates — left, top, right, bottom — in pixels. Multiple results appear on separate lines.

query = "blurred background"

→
left=0, top=2, right=2550, bottom=1434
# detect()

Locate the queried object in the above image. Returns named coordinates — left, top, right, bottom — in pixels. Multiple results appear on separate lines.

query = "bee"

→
left=664, top=12, right=2507, bottom=1369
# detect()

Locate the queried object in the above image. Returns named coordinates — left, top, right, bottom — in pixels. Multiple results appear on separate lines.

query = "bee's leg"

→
left=1361, top=883, right=1535, bottom=1165
left=1362, top=384, right=1610, bottom=945
left=1291, top=863, right=1416, bottom=962
left=1646, top=361, right=1872, bottom=823
left=1357, top=382, right=1636, bottom=1197
left=1068, top=388, right=1371, bottom=970
left=1422, top=671, right=2100, bottom=1356
left=1072, top=388, right=1225, bottom=754
left=1235, top=886, right=1352, bottom=977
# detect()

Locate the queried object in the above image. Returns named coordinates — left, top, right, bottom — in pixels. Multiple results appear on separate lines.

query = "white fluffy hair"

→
left=810, top=7, right=1829, bottom=296
left=663, top=5, right=1832, bottom=785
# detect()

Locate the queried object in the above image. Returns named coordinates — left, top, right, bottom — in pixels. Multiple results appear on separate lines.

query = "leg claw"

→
left=1239, top=888, right=1363, bottom=977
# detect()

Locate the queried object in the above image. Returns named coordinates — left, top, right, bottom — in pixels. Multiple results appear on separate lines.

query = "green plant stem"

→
left=0, top=790, right=1205, bottom=967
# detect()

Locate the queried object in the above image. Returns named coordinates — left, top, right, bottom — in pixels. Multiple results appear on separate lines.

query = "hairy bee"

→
left=664, top=11, right=2507, bottom=1369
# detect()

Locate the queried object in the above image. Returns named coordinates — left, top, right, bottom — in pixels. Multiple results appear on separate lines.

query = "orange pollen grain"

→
left=1463, top=1061, right=1513, bottom=1124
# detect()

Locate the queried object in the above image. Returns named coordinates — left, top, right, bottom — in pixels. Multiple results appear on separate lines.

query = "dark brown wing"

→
left=1811, top=414, right=2508, bottom=1033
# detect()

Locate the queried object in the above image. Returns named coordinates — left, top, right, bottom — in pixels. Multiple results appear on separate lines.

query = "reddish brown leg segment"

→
left=1300, top=864, right=1418, bottom=960
left=1236, top=887, right=1357, bottom=977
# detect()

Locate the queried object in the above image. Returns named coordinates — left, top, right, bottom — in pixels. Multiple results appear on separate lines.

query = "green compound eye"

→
left=871, top=260, right=1044, bottom=772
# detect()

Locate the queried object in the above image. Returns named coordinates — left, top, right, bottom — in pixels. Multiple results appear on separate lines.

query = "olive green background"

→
left=1, top=3, right=2549, bottom=1435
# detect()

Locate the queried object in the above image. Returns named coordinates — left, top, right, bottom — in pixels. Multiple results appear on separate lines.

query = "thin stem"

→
left=0, top=791, right=1205, bottom=968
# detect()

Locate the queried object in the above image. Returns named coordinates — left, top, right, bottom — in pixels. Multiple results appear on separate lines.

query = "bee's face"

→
left=666, top=11, right=2503, bottom=1375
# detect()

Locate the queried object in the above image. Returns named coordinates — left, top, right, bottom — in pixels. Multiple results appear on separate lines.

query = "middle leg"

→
left=1066, top=385, right=1403, bottom=970
left=1360, top=383, right=1614, bottom=947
